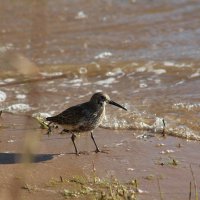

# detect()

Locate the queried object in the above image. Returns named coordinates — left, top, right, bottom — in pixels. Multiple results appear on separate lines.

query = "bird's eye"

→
left=101, top=96, right=105, bottom=101
left=97, top=96, right=105, bottom=105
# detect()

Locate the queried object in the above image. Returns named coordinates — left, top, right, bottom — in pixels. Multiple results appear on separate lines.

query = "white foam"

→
left=95, top=89, right=102, bottom=93
left=106, top=68, right=124, bottom=77
left=190, top=69, right=200, bottom=78
left=175, top=80, right=185, bottom=85
left=0, top=90, right=6, bottom=102
left=94, top=52, right=112, bottom=59
left=139, top=83, right=148, bottom=88
left=163, top=61, right=175, bottom=67
left=152, top=69, right=166, bottom=74
left=75, top=11, right=87, bottom=19
left=16, top=94, right=26, bottom=99
left=136, top=65, right=166, bottom=74
left=160, top=149, right=175, bottom=154
left=174, top=63, right=192, bottom=68
left=137, top=189, right=149, bottom=194
left=163, top=61, right=192, bottom=68
left=47, top=88, right=58, bottom=92
left=173, top=102, right=200, bottom=111
left=4, top=78, right=15, bottom=83
left=68, top=79, right=82, bottom=84
left=136, top=67, right=146, bottom=72
left=83, top=82, right=91, bottom=86
left=40, top=72, right=63, bottom=77
left=138, top=122, right=152, bottom=129
left=5, top=103, right=32, bottom=113
left=7, top=139, right=15, bottom=143
left=127, top=168, right=135, bottom=171
left=71, top=83, right=81, bottom=87
left=115, top=143, right=123, bottom=146
left=95, top=77, right=117, bottom=86
left=111, top=90, right=118, bottom=94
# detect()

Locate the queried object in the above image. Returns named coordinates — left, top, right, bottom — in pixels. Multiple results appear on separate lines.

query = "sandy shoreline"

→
left=0, top=113, right=199, bottom=200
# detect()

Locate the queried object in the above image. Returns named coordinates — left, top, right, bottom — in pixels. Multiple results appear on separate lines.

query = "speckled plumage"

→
left=46, top=92, right=127, bottom=155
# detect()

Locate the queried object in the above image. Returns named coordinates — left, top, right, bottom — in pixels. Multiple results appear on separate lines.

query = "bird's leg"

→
left=47, top=122, right=53, bottom=136
left=90, top=131, right=100, bottom=153
left=71, top=133, right=79, bottom=155
left=161, top=118, right=166, bottom=137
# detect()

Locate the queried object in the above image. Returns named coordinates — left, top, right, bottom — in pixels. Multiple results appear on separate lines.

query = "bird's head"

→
left=90, top=92, right=127, bottom=111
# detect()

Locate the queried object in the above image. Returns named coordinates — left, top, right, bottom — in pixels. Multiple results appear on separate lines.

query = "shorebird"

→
left=46, top=92, right=127, bottom=155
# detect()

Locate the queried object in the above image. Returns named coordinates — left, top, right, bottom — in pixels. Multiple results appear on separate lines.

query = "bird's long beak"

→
left=109, top=100, right=127, bottom=111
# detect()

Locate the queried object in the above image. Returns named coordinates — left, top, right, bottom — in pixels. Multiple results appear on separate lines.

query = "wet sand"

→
left=0, top=113, right=200, bottom=200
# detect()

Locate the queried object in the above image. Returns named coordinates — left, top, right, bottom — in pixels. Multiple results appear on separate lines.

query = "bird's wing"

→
left=47, top=103, right=90, bottom=126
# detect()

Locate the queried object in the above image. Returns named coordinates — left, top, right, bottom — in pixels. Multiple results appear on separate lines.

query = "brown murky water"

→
left=0, top=0, right=200, bottom=199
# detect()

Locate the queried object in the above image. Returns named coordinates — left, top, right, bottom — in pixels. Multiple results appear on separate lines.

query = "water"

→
left=0, top=0, right=200, bottom=140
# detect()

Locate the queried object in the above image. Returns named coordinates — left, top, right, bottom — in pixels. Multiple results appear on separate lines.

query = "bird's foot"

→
left=75, top=152, right=80, bottom=156
left=95, top=148, right=109, bottom=154
left=47, top=130, right=52, bottom=137
left=95, top=148, right=101, bottom=153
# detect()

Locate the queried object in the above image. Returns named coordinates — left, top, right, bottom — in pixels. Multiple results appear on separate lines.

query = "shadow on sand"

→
left=0, top=153, right=56, bottom=164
